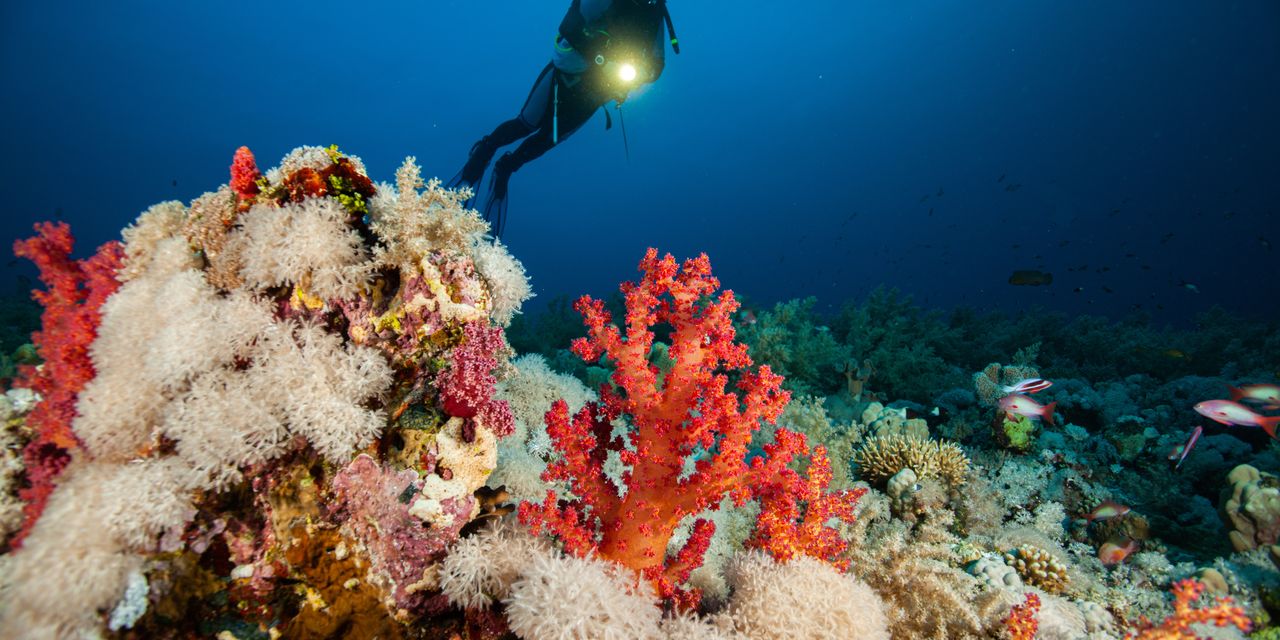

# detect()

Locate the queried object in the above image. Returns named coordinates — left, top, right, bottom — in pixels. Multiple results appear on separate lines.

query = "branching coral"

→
left=843, top=511, right=986, bottom=639
left=9, top=222, right=123, bottom=548
left=1123, top=578, right=1251, bottom=639
left=852, top=432, right=970, bottom=489
left=1003, top=545, right=1070, bottom=594
left=1003, top=592, right=1041, bottom=640
left=519, top=249, right=861, bottom=608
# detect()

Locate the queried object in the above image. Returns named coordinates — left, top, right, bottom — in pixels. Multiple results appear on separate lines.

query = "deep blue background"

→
left=2, top=1, right=1277, bottom=322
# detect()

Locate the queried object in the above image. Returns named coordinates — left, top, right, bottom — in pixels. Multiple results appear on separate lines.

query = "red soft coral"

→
left=230, top=145, right=262, bottom=199
left=519, top=249, right=859, bottom=608
left=436, top=320, right=515, bottom=438
left=747, top=431, right=865, bottom=570
left=1124, top=579, right=1251, bottom=639
left=11, top=222, right=123, bottom=547
left=1004, top=592, right=1041, bottom=640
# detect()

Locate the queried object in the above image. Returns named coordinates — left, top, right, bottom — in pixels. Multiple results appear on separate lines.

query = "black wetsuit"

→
left=449, top=0, right=673, bottom=236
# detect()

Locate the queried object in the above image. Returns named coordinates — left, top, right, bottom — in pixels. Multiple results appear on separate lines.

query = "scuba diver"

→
left=448, top=0, right=679, bottom=237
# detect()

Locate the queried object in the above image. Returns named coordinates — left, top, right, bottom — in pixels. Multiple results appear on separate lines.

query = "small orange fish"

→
left=1099, top=537, right=1140, bottom=566
left=1083, top=499, right=1130, bottom=523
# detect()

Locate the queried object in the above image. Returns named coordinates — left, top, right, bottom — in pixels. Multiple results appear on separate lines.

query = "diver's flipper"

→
left=483, top=152, right=516, bottom=237
left=447, top=136, right=499, bottom=206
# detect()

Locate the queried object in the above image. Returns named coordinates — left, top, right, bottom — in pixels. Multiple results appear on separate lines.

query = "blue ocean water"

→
left=1, top=0, right=1277, bottom=320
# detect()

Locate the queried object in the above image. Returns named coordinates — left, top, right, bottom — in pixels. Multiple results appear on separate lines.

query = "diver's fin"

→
left=483, top=152, right=516, bottom=237
left=447, top=136, right=499, bottom=206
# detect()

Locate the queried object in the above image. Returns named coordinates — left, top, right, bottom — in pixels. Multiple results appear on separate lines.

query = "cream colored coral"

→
left=120, top=201, right=189, bottom=281
left=1221, top=464, right=1280, bottom=552
left=234, top=197, right=373, bottom=301
left=1003, top=545, right=1070, bottom=594
left=716, top=551, right=891, bottom=640
left=967, top=555, right=1023, bottom=590
left=367, top=157, right=489, bottom=267
left=844, top=513, right=985, bottom=639
left=860, top=402, right=929, bottom=439
left=470, top=238, right=533, bottom=327
left=504, top=551, right=664, bottom=640
left=438, top=516, right=553, bottom=610
left=853, top=433, right=970, bottom=488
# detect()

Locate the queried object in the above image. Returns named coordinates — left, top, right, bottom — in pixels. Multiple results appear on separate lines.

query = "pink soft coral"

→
left=10, top=222, right=123, bottom=547
left=519, top=249, right=860, bottom=608
left=436, top=320, right=514, bottom=438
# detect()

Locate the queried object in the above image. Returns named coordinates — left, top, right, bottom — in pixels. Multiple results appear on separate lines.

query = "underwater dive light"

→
left=618, top=62, right=638, bottom=83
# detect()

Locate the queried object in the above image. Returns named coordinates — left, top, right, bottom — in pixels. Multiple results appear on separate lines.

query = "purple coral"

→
left=330, top=454, right=474, bottom=613
left=436, top=320, right=514, bottom=438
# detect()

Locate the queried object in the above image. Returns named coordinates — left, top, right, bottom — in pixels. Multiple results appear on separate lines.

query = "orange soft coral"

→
left=1004, top=592, right=1041, bottom=640
left=1124, top=578, right=1252, bottom=639
left=519, top=249, right=860, bottom=608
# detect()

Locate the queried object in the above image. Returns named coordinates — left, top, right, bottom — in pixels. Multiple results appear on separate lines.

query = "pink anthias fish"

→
left=1082, top=499, right=1130, bottom=523
left=1194, top=400, right=1280, bottom=440
left=1001, top=378, right=1053, bottom=395
left=998, top=394, right=1057, bottom=426
left=1229, top=384, right=1280, bottom=410
left=1167, top=426, right=1203, bottom=471
left=1098, top=537, right=1140, bottom=566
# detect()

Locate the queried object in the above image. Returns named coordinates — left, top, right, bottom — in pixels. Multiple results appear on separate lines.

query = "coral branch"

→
left=519, top=249, right=859, bottom=607
left=10, top=222, right=123, bottom=547
left=1124, top=578, right=1251, bottom=639
left=1004, top=592, right=1041, bottom=640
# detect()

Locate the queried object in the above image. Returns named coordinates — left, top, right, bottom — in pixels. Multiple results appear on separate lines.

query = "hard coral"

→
left=519, top=249, right=859, bottom=607
left=1220, top=464, right=1280, bottom=552
left=330, top=453, right=474, bottom=615
left=1003, top=545, right=1069, bottom=594
left=10, top=222, right=123, bottom=547
left=853, top=432, right=970, bottom=489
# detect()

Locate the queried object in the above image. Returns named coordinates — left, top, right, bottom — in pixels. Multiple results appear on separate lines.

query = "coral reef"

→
left=0, top=146, right=528, bottom=638
left=4, top=137, right=1280, bottom=639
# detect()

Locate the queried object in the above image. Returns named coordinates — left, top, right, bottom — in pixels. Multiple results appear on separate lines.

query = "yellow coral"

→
left=853, top=433, right=970, bottom=489
left=1002, top=545, right=1069, bottom=594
